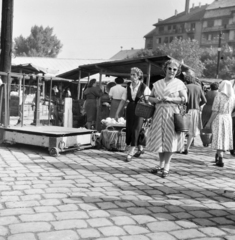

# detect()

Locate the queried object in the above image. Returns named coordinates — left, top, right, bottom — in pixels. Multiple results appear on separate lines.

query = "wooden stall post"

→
left=48, top=77, right=53, bottom=126
left=77, top=69, right=81, bottom=100
left=21, top=75, right=26, bottom=127
left=34, top=76, right=41, bottom=126
left=146, top=63, right=151, bottom=87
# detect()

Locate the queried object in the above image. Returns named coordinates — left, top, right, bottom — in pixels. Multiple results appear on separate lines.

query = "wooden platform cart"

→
left=0, top=71, right=96, bottom=156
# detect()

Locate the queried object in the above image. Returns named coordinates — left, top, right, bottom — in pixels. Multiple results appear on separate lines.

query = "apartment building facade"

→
left=144, top=0, right=235, bottom=51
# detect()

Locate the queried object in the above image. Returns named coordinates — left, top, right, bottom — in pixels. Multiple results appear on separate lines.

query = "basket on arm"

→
left=135, top=95, right=155, bottom=119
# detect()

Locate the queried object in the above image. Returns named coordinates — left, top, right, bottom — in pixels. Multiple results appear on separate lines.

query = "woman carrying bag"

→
left=205, top=80, right=235, bottom=167
left=147, top=59, right=188, bottom=178
left=115, top=67, right=151, bottom=162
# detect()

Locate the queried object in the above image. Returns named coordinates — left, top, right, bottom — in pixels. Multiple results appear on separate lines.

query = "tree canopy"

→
left=14, top=25, right=63, bottom=57
left=133, top=38, right=205, bottom=77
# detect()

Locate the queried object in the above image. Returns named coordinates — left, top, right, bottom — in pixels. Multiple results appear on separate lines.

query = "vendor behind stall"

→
left=109, top=77, right=125, bottom=118
left=83, top=79, right=103, bottom=129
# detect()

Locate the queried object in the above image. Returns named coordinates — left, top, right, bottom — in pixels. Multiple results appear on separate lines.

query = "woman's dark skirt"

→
left=85, top=99, right=97, bottom=122
left=126, top=102, right=144, bottom=146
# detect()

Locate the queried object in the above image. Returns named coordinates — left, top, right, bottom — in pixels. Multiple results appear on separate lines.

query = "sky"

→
left=12, top=0, right=214, bottom=60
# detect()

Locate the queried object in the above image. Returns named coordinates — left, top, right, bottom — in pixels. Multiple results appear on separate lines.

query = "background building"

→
left=144, top=0, right=235, bottom=51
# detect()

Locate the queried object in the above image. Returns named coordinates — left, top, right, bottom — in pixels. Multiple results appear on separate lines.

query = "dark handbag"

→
left=137, top=119, right=151, bottom=146
left=135, top=96, right=155, bottom=119
left=174, top=104, right=190, bottom=133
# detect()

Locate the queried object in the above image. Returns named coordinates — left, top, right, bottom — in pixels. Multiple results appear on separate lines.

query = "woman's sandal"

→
left=150, top=166, right=164, bottom=174
left=134, top=150, right=144, bottom=158
left=162, top=170, right=169, bottom=178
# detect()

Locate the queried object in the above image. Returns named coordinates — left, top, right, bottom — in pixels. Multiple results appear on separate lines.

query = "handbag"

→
left=135, top=96, right=155, bottom=119
left=174, top=104, right=190, bottom=133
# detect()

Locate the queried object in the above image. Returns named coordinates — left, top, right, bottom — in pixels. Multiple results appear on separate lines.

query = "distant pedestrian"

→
left=109, top=77, right=125, bottom=118
left=205, top=81, right=235, bottom=167
left=182, top=74, right=206, bottom=154
left=201, top=82, right=219, bottom=128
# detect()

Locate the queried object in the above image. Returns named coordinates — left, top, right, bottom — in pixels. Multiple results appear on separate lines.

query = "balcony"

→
left=201, top=38, right=227, bottom=45
left=202, top=25, right=227, bottom=32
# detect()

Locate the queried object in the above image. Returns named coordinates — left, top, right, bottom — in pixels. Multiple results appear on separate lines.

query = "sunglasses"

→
left=168, top=67, right=177, bottom=72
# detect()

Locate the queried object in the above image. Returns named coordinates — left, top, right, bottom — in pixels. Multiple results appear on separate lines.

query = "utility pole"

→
left=216, top=31, right=222, bottom=79
left=0, top=0, right=14, bottom=126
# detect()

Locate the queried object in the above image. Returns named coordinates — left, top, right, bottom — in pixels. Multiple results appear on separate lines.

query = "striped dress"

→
left=147, top=78, right=186, bottom=153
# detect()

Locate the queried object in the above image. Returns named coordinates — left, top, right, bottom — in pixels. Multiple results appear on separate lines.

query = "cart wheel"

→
left=49, top=147, right=60, bottom=157
left=203, top=144, right=209, bottom=147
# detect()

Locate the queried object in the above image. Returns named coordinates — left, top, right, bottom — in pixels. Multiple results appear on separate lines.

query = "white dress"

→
left=147, top=78, right=186, bottom=153
left=211, top=92, right=235, bottom=150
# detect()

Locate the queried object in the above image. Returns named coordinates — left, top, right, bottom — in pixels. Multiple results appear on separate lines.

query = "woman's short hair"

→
left=163, top=59, right=181, bottom=76
left=115, top=77, right=124, bottom=84
left=131, top=67, right=143, bottom=80
left=88, top=78, right=96, bottom=88
left=210, top=82, right=219, bottom=91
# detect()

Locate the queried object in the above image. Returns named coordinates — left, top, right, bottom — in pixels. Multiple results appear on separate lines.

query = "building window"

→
left=168, top=25, right=172, bottom=31
left=214, top=19, right=222, bottom=26
left=164, top=37, right=168, bottom=43
left=229, top=30, right=235, bottom=40
left=222, top=18, right=229, bottom=26
left=146, top=38, right=153, bottom=49
left=208, top=20, right=214, bottom=27
left=170, top=36, right=173, bottom=42
left=159, top=26, right=164, bottom=33
left=191, top=22, right=195, bottom=31
left=208, top=34, right=212, bottom=41
left=156, top=38, right=161, bottom=44
left=203, top=21, right=207, bottom=28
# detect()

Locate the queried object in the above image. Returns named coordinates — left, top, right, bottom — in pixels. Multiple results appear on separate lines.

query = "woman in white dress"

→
left=205, top=80, right=235, bottom=167
left=147, top=60, right=188, bottom=178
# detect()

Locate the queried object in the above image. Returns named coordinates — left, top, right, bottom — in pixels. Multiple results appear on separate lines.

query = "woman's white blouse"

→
left=121, top=81, right=151, bottom=101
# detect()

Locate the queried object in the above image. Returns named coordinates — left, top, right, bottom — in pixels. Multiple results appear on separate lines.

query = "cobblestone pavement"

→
left=1, top=136, right=235, bottom=240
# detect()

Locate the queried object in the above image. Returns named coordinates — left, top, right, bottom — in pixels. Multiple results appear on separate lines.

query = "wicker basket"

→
left=135, top=101, right=155, bottom=119
left=200, top=128, right=212, bottom=147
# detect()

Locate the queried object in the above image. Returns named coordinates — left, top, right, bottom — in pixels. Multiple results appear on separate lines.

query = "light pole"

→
left=216, top=31, right=222, bottom=79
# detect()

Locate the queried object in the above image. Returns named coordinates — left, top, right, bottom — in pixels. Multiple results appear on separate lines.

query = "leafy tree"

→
left=132, top=38, right=205, bottom=77
left=14, top=25, right=63, bottom=57
left=201, top=44, right=235, bottom=79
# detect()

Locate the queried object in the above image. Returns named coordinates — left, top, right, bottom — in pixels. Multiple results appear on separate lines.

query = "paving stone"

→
left=56, top=204, right=78, bottom=211
left=147, top=232, right=176, bottom=240
left=77, top=228, right=100, bottom=238
left=221, top=225, right=235, bottom=234
left=55, top=211, right=89, bottom=220
left=0, top=216, right=19, bottom=225
left=9, top=222, right=51, bottom=234
left=5, top=200, right=40, bottom=208
left=0, top=226, right=8, bottom=236
left=0, top=208, right=34, bottom=216
left=147, top=221, right=181, bottom=232
left=97, top=202, right=119, bottom=209
left=114, top=201, right=135, bottom=208
left=123, top=225, right=149, bottom=235
left=175, top=220, right=198, bottom=229
left=189, top=211, right=213, bottom=218
left=131, top=215, right=156, bottom=225
left=193, top=218, right=217, bottom=226
left=127, top=207, right=151, bottom=215
left=34, top=206, right=58, bottom=213
left=208, top=209, right=229, bottom=217
left=88, top=210, right=110, bottom=218
left=171, top=229, right=205, bottom=239
left=147, top=206, right=168, bottom=213
left=40, top=199, right=62, bottom=206
left=199, top=227, right=226, bottom=236
left=225, top=236, right=235, bottom=240
left=8, top=233, right=37, bottom=240
left=151, top=213, right=176, bottom=221
left=52, top=220, right=87, bottom=230
left=111, top=216, right=136, bottom=225
left=98, top=226, right=127, bottom=236
left=87, top=218, right=113, bottom=227
left=38, top=230, right=79, bottom=240
left=19, top=213, right=55, bottom=222
left=172, top=212, right=194, bottom=219
left=121, top=235, right=150, bottom=240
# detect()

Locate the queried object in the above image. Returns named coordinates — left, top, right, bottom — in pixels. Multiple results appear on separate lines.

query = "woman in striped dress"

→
left=147, top=60, right=188, bottom=178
